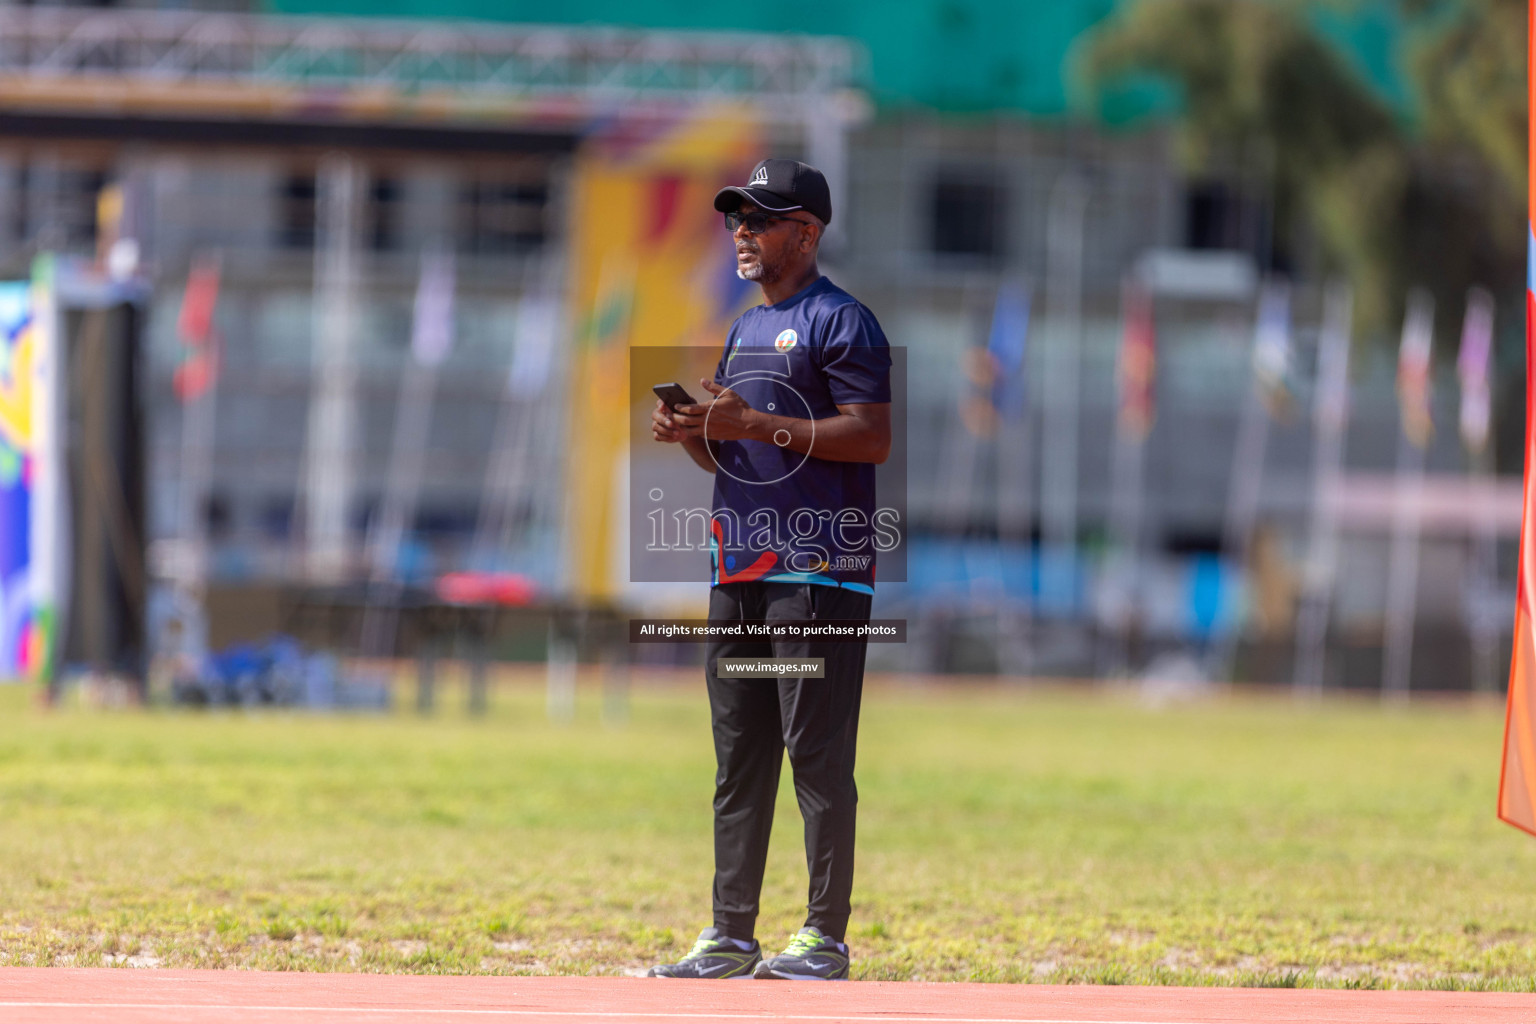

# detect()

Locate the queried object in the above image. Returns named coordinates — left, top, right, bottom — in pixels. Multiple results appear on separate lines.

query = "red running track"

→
left=0, top=969, right=1531, bottom=1024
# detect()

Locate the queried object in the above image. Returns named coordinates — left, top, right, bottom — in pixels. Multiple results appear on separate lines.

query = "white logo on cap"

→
left=749, top=167, right=769, bottom=186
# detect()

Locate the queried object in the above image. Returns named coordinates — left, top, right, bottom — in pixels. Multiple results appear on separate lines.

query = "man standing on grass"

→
left=647, top=159, right=892, bottom=981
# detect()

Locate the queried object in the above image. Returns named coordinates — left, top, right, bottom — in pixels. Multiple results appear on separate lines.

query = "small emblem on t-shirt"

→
left=774, top=329, right=798, bottom=352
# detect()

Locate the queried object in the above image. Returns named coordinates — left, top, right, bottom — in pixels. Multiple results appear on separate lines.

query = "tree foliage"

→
left=1406, top=0, right=1525, bottom=195
left=1080, top=0, right=1524, bottom=339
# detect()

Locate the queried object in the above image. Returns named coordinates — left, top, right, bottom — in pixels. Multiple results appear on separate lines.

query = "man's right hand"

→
left=653, top=398, right=719, bottom=474
left=652, top=399, right=686, bottom=443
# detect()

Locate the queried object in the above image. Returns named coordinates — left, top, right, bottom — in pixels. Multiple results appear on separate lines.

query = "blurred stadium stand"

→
left=0, top=0, right=1515, bottom=690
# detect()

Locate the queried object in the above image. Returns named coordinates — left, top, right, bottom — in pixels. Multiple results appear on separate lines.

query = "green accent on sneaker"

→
left=680, top=935, right=718, bottom=961
left=648, top=928, right=762, bottom=979
left=782, top=930, right=825, bottom=957
left=754, top=927, right=850, bottom=980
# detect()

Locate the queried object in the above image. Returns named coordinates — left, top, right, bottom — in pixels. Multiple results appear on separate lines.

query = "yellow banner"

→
left=564, top=110, right=760, bottom=602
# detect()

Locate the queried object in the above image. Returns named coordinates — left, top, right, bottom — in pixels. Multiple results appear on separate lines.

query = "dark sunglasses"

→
left=724, top=210, right=812, bottom=234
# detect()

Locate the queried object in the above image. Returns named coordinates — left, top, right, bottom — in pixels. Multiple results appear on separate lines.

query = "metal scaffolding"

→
left=0, top=8, right=864, bottom=127
left=0, top=7, right=868, bottom=594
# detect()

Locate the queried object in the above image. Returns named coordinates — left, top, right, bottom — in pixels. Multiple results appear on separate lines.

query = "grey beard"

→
left=736, top=262, right=765, bottom=281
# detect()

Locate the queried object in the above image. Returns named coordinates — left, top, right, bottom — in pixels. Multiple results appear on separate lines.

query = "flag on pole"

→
left=1315, top=285, right=1353, bottom=435
left=1381, top=290, right=1434, bottom=702
left=1292, top=282, right=1354, bottom=695
left=1498, top=0, right=1536, bottom=836
left=1116, top=275, right=1155, bottom=441
left=960, top=283, right=1029, bottom=440
left=411, top=250, right=455, bottom=368
left=1459, top=288, right=1494, bottom=456
left=987, top=281, right=1030, bottom=421
left=508, top=292, right=559, bottom=399
left=173, top=255, right=221, bottom=402
left=1462, top=287, right=1501, bottom=698
left=1397, top=293, right=1435, bottom=448
left=1253, top=280, right=1294, bottom=419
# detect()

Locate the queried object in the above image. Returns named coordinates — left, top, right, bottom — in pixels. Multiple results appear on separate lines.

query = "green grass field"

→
left=0, top=672, right=1534, bottom=989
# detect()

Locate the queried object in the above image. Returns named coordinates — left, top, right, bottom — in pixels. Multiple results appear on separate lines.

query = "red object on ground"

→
left=435, top=571, right=538, bottom=607
left=0, top=969, right=1532, bottom=1024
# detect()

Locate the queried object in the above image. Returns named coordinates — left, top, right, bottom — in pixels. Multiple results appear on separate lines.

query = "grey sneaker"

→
left=752, top=926, right=850, bottom=980
left=647, top=927, right=761, bottom=979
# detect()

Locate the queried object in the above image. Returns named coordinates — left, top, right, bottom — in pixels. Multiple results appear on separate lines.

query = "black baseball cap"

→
left=713, top=159, right=832, bottom=226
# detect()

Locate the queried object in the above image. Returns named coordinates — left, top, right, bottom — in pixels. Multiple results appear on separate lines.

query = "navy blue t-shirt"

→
left=708, top=276, right=892, bottom=592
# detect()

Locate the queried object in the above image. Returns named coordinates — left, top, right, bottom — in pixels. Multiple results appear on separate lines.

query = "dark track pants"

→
left=705, top=581, right=871, bottom=945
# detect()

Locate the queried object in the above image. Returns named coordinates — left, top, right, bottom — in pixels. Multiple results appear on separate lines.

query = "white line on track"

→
left=0, top=1004, right=1202, bottom=1024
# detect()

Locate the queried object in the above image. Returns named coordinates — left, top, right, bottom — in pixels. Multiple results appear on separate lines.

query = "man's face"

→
left=731, top=202, right=814, bottom=283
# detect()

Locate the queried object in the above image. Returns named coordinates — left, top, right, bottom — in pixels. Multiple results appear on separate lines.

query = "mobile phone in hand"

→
left=653, top=382, right=698, bottom=412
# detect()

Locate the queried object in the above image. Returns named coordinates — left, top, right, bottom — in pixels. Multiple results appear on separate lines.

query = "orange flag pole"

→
left=1497, top=0, right=1536, bottom=835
